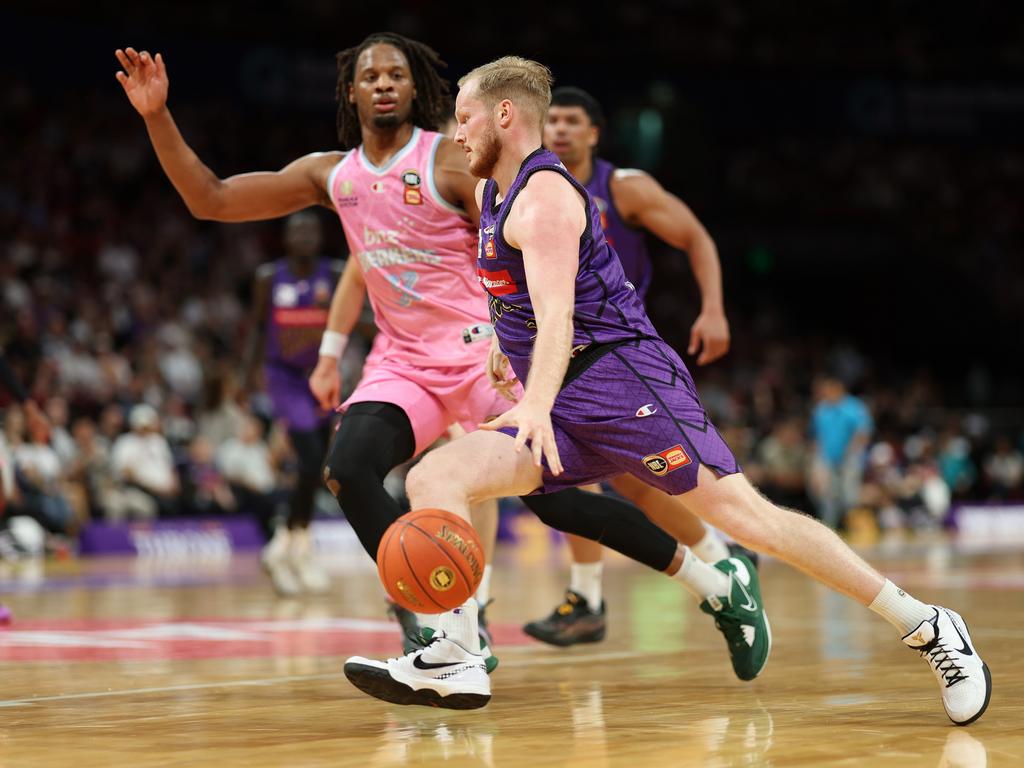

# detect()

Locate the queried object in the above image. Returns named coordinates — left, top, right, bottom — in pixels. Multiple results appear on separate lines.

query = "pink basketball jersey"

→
left=327, top=129, right=487, bottom=367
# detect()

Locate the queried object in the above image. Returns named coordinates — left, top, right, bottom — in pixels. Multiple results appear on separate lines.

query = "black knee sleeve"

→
left=521, top=488, right=677, bottom=571
left=323, top=402, right=416, bottom=559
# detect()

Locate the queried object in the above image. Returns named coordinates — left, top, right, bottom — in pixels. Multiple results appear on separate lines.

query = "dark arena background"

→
left=1, top=3, right=1022, bottom=766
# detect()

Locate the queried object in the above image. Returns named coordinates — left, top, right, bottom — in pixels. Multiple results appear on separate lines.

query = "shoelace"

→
left=920, top=641, right=968, bottom=687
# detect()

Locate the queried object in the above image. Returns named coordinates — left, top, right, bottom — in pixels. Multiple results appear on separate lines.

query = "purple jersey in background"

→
left=262, top=257, right=340, bottom=431
left=584, top=158, right=653, bottom=300
left=477, top=148, right=658, bottom=384
left=264, top=258, right=338, bottom=371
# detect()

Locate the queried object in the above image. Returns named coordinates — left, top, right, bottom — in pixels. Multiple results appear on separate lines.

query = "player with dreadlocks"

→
left=115, top=34, right=719, bottom=691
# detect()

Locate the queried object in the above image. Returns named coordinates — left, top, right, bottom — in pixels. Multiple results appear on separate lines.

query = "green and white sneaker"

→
left=699, top=555, right=771, bottom=681
left=410, top=602, right=497, bottom=674
left=420, top=625, right=498, bottom=675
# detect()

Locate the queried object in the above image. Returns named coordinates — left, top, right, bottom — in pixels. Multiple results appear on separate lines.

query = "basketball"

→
left=376, top=508, right=485, bottom=613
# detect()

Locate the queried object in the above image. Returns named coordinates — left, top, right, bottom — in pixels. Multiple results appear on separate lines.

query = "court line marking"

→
left=0, top=650, right=651, bottom=708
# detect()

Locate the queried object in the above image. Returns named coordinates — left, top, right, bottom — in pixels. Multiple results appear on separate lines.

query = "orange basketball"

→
left=377, top=508, right=485, bottom=614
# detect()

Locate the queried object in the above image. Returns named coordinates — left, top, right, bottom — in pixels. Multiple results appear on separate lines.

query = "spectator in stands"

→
left=110, top=404, right=180, bottom=518
left=182, top=435, right=235, bottom=515
left=983, top=435, right=1024, bottom=500
left=7, top=405, right=76, bottom=538
left=751, top=416, right=809, bottom=509
left=217, top=414, right=281, bottom=538
left=808, top=373, right=873, bottom=528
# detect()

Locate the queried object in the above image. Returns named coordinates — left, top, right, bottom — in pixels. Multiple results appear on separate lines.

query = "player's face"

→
left=284, top=215, right=322, bottom=259
left=544, top=106, right=598, bottom=167
left=348, top=43, right=416, bottom=131
left=454, top=83, right=500, bottom=179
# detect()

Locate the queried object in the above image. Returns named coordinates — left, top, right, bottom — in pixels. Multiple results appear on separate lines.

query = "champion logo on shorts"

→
left=635, top=404, right=657, bottom=418
left=642, top=444, right=692, bottom=476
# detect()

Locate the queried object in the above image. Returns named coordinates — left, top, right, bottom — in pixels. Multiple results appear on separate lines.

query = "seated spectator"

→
left=109, top=404, right=180, bottom=519
left=7, top=405, right=76, bottom=537
left=217, top=414, right=280, bottom=537
left=983, top=435, right=1024, bottom=500
left=182, top=436, right=235, bottom=515
left=65, top=416, right=116, bottom=521
left=753, top=417, right=809, bottom=509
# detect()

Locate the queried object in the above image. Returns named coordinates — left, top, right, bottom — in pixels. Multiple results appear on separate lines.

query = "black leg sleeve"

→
left=521, top=488, right=677, bottom=571
left=322, top=402, right=416, bottom=560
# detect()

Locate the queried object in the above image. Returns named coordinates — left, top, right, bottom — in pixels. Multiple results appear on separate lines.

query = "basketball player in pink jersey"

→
left=114, top=34, right=737, bottom=676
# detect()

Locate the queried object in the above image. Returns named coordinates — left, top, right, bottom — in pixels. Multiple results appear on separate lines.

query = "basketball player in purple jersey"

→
left=241, top=212, right=343, bottom=596
left=523, top=87, right=742, bottom=645
left=344, top=56, right=991, bottom=724
left=115, top=36, right=721, bottom=671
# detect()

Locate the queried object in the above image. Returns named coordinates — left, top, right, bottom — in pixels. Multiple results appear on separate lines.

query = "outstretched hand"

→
left=479, top=398, right=563, bottom=476
left=115, top=47, right=169, bottom=117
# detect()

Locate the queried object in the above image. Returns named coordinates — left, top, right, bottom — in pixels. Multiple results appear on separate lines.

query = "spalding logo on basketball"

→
left=429, top=565, right=455, bottom=591
left=377, top=508, right=485, bottom=613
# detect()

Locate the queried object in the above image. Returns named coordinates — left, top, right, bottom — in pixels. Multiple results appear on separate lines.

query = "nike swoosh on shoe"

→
left=946, top=611, right=974, bottom=656
left=412, top=656, right=464, bottom=671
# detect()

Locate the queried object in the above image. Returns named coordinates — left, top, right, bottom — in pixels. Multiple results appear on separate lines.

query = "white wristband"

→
left=318, top=330, right=349, bottom=359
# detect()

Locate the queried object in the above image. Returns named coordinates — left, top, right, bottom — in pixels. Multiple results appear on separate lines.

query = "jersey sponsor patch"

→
left=642, top=444, right=692, bottom=476
left=477, top=268, right=518, bottom=296
left=336, top=178, right=359, bottom=208
left=401, top=169, right=423, bottom=205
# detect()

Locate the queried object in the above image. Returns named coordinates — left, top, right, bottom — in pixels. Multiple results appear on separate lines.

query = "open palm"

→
left=115, top=47, right=168, bottom=117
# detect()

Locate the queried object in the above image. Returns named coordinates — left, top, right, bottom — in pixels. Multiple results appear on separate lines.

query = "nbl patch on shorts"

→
left=642, top=444, right=692, bottom=476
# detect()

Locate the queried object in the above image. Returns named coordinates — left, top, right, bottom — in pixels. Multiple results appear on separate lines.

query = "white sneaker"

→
left=344, top=632, right=491, bottom=709
left=289, top=529, right=330, bottom=594
left=261, top=528, right=302, bottom=597
left=903, top=606, right=992, bottom=725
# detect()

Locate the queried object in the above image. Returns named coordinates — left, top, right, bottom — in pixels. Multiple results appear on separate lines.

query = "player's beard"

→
left=372, top=113, right=401, bottom=131
left=468, top=121, right=500, bottom=178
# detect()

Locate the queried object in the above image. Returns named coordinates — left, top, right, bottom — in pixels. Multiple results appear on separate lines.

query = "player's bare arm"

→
left=480, top=172, right=585, bottom=474
left=433, top=138, right=483, bottom=226
left=308, top=258, right=368, bottom=410
left=611, top=170, right=730, bottom=365
left=115, top=48, right=341, bottom=221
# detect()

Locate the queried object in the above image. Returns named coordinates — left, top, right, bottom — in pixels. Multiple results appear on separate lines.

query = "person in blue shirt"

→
left=809, top=373, right=873, bottom=528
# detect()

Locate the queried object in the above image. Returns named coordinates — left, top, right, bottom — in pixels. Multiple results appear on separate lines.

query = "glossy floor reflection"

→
left=0, top=533, right=1020, bottom=767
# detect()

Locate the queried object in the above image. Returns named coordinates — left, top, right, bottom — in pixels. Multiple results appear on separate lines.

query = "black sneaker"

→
left=523, top=590, right=606, bottom=647
left=727, top=542, right=760, bottom=568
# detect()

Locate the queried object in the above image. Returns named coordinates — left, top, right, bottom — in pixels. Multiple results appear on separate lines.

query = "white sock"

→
left=869, top=579, right=935, bottom=635
left=475, top=564, right=493, bottom=606
left=690, top=530, right=730, bottom=563
left=435, top=599, right=480, bottom=652
left=570, top=562, right=603, bottom=611
left=673, top=547, right=730, bottom=600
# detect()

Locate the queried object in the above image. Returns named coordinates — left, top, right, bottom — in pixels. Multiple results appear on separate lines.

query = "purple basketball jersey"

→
left=477, top=148, right=658, bottom=384
left=585, top=158, right=652, bottom=300
left=265, top=258, right=337, bottom=370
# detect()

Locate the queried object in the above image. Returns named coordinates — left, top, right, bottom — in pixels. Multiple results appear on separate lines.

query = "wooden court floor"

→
left=0, top=531, right=1021, bottom=767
